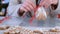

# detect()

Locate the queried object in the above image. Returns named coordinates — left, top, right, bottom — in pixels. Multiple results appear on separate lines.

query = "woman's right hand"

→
left=19, top=0, right=36, bottom=16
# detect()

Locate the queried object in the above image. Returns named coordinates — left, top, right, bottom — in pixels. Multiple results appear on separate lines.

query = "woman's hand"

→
left=39, top=0, right=58, bottom=8
left=50, top=0, right=58, bottom=4
left=19, top=0, right=36, bottom=16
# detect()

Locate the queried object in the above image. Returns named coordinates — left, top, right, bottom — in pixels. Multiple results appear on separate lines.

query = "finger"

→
left=39, top=0, right=50, bottom=7
left=23, top=0, right=36, bottom=11
left=20, top=6, right=28, bottom=12
left=25, top=0, right=36, bottom=9
left=43, top=3, right=50, bottom=8
left=39, top=0, right=47, bottom=6
left=22, top=11, right=27, bottom=17
left=20, top=6, right=28, bottom=17
left=26, top=3, right=34, bottom=11
left=23, top=2, right=34, bottom=11
left=51, top=0, right=58, bottom=4
left=41, top=0, right=51, bottom=8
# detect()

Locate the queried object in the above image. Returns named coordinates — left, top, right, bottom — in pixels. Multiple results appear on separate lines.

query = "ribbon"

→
left=0, top=16, right=11, bottom=23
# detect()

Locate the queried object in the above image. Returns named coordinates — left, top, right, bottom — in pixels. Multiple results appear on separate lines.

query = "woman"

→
left=2, top=0, right=58, bottom=27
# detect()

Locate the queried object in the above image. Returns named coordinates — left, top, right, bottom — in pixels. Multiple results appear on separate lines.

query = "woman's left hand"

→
left=39, top=0, right=58, bottom=8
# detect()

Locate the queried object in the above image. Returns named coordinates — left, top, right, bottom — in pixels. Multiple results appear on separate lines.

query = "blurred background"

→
left=0, top=0, right=9, bottom=16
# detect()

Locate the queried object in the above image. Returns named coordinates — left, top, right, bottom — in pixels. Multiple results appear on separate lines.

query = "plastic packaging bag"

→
left=36, top=7, right=47, bottom=20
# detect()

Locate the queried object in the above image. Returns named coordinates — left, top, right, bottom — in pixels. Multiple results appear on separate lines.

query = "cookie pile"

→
left=4, top=26, right=43, bottom=34
left=0, top=25, right=10, bottom=30
left=44, top=28, right=60, bottom=34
